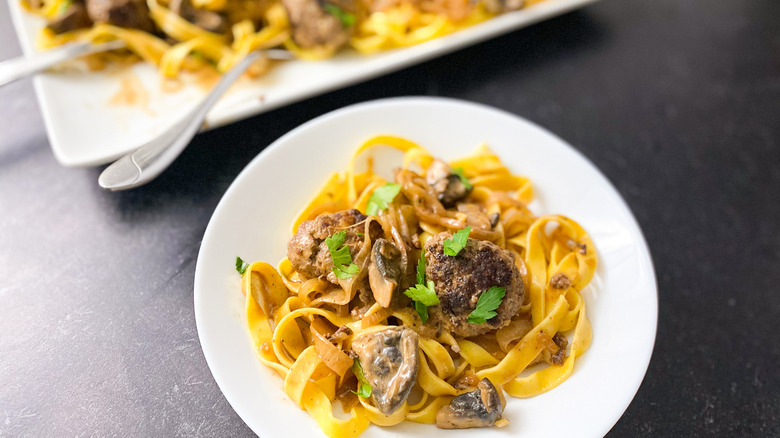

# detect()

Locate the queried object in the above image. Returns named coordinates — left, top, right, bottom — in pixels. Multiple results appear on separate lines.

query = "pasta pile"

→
left=239, top=135, right=597, bottom=438
left=23, top=0, right=546, bottom=78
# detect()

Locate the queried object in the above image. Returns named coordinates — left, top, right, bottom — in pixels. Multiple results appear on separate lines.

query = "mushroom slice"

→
left=436, top=378, right=505, bottom=429
left=368, top=238, right=402, bottom=308
left=426, top=159, right=451, bottom=186
left=425, top=159, right=472, bottom=208
left=351, top=327, right=419, bottom=415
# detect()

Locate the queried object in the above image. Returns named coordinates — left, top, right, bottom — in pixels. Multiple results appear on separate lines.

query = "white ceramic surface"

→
left=194, top=97, right=658, bottom=438
left=8, top=0, right=600, bottom=167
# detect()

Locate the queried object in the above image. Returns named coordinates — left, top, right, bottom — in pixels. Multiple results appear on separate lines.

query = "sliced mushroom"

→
left=368, top=238, right=402, bottom=308
left=489, top=212, right=500, bottom=228
left=282, top=0, right=351, bottom=49
left=47, top=3, right=93, bottom=34
left=436, top=378, right=505, bottom=429
left=425, top=159, right=472, bottom=208
left=438, top=174, right=472, bottom=207
left=426, top=159, right=451, bottom=186
left=170, top=0, right=228, bottom=34
left=85, top=0, right=155, bottom=32
left=351, top=327, right=419, bottom=415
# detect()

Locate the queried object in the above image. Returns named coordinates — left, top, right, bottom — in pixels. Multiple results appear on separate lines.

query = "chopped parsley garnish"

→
left=416, top=252, right=426, bottom=285
left=404, top=252, right=439, bottom=322
left=452, top=167, right=473, bottom=190
left=333, top=263, right=360, bottom=279
left=366, top=183, right=401, bottom=216
left=58, top=0, right=72, bottom=14
left=405, top=281, right=439, bottom=307
left=352, top=359, right=372, bottom=398
left=325, top=231, right=359, bottom=279
left=467, top=286, right=506, bottom=324
left=414, top=301, right=430, bottom=324
left=323, top=3, right=356, bottom=28
left=443, top=226, right=471, bottom=256
left=235, top=256, right=249, bottom=275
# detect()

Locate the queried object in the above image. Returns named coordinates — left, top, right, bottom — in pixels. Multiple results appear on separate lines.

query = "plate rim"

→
left=194, top=96, right=659, bottom=438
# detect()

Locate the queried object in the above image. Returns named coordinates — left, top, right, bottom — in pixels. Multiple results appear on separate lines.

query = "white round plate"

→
left=194, top=97, right=658, bottom=438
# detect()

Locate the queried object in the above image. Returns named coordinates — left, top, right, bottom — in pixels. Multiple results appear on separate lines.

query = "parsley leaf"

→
left=405, top=252, right=439, bottom=322
left=323, top=3, right=356, bottom=27
left=452, top=167, right=473, bottom=190
left=467, top=286, right=506, bottom=324
left=325, top=231, right=350, bottom=265
left=366, top=184, right=401, bottom=216
left=325, top=231, right=359, bottom=278
left=235, top=256, right=249, bottom=275
left=416, top=252, right=426, bottom=285
left=414, top=301, right=429, bottom=323
left=352, top=359, right=372, bottom=398
left=443, top=226, right=471, bottom=256
left=404, top=281, right=440, bottom=306
left=333, top=263, right=360, bottom=279
left=405, top=280, right=439, bottom=322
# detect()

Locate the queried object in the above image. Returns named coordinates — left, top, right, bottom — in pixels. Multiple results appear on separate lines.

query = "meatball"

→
left=85, top=0, right=154, bottom=32
left=287, top=209, right=383, bottom=281
left=282, top=0, right=351, bottom=49
left=424, top=232, right=523, bottom=337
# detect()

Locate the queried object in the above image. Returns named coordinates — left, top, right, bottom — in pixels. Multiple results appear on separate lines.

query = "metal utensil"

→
left=0, top=40, right=126, bottom=88
left=98, top=49, right=294, bottom=191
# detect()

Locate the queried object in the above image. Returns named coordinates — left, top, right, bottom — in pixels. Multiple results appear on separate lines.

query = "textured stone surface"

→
left=1, top=0, right=779, bottom=436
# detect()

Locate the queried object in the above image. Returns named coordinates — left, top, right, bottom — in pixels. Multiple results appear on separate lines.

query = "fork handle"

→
left=0, top=40, right=126, bottom=88
left=97, top=50, right=270, bottom=191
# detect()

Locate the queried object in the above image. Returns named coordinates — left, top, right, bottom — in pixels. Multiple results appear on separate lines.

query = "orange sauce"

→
left=109, top=74, right=149, bottom=108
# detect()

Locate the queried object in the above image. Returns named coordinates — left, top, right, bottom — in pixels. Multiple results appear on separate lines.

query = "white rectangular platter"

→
left=8, top=0, right=600, bottom=166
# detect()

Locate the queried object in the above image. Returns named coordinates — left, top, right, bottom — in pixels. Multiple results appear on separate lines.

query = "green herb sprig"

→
left=323, top=3, right=356, bottom=27
left=325, top=231, right=359, bottom=279
left=403, top=252, right=440, bottom=322
left=352, top=359, right=372, bottom=398
left=443, top=226, right=471, bottom=256
left=467, top=286, right=506, bottom=324
left=452, top=167, right=473, bottom=190
left=235, top=256, right=249, bottom=275
left=366, top=183, right=401, bottom=216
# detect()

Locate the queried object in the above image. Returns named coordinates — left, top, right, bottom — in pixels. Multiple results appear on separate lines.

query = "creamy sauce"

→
left=108, top=74, right=150, bottom=112
left=193, top=66, right=221, bottom=91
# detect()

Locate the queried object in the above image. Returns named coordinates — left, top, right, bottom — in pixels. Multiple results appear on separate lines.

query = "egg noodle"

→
left=23, top=0, right=547, bottom=77
left=238, top=135, right=596, bottom=438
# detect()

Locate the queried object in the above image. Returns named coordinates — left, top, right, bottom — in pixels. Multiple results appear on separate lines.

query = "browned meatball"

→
left=85, top=0, right=154, bottom=31
left=424, top=232, right=523, bottom=337
left=287, top=209, right=383, bottom=281
left=282, top=0, right=351, bottom=49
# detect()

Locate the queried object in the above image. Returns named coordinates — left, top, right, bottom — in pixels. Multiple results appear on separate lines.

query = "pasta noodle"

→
left=24, top=0, right=533, bottom=78
left=239, top=135, right=598, bottom=437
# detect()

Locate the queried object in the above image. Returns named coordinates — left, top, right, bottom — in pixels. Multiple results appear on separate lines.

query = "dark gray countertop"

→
left=1, top=0, right=778, bottom=436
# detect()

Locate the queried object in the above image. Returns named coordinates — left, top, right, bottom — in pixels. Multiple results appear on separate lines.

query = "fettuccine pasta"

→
left=239, top=135, right=596, bottom=437
left=24, top=0, right=535, bottom=78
